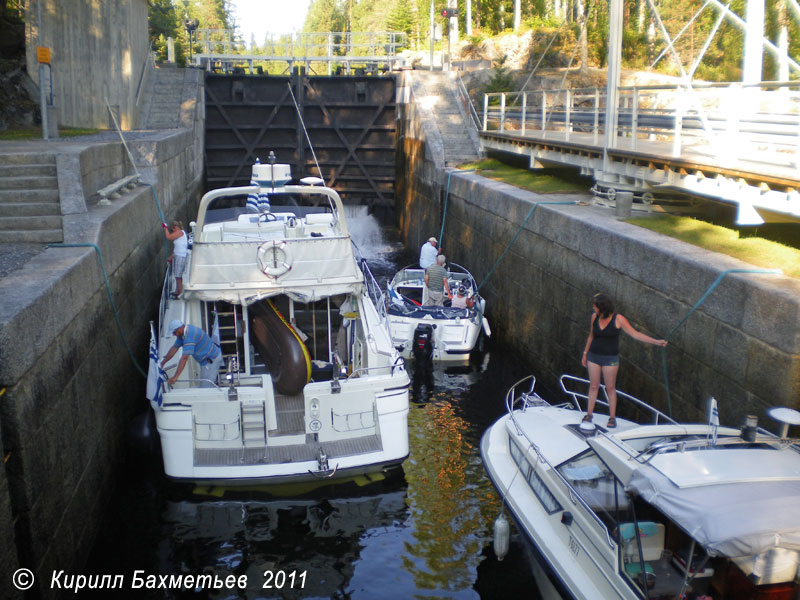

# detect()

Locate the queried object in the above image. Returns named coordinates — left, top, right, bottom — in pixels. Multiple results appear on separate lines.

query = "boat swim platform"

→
left=272, top=393, right=305, bottom=435
left=193, top=434, right=383, bottom=467
left=480, top=128, right=800, bottom=224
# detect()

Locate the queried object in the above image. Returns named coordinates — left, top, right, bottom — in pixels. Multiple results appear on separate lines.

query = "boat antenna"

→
left=286, top=82, right=325, bottom=185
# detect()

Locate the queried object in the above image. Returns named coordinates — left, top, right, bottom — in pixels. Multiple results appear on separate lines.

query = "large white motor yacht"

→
left=146, top=158, right=410, bottom=485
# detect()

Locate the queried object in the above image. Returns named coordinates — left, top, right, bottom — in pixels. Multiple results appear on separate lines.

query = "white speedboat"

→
left=481, top=374, right=800, bottom=600
left=146, top=157, right=410, bottom=485
left=386, top=263, right=489, bottom=363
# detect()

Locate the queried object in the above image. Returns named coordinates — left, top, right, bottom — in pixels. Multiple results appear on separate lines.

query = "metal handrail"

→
left=345, top=363, right=402, bottom=379
left=558, top=374, right=678, bottom=425
left=195, top=29, right=408, bottom=58
left=135, top=47, right=156, bottom=108
left=456, top=73, right=483, bottom=138
left=481, top=82, right=800, bottom=168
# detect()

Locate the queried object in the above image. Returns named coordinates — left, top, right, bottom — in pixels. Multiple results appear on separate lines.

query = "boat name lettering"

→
left=568, top=536, right=580, bottom=557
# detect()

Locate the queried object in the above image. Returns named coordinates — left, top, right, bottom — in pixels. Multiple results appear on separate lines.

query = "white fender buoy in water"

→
left=493, top=512, right=510, bottom=561
left=482, top=317, right=492, bottom=337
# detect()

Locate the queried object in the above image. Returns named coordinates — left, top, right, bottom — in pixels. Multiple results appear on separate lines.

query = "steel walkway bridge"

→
left=190, top=30, right=408, bottom=76
left=478, top=82, right=800, bottom=225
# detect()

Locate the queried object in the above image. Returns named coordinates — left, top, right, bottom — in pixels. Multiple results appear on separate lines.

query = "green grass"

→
left=458, top=158, right=590, bottom=194
left=628, top=214, right=800, bottom=279
left=0, top=127, right=100, bottom=140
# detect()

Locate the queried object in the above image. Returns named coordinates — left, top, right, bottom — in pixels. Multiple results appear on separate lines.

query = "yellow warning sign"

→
left=37, top=46, right=51, bottom=64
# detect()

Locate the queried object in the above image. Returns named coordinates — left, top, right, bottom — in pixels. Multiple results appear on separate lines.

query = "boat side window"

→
left=557, top=450, right=627, bottom=530
left=508, top=439, right=561, bottom=514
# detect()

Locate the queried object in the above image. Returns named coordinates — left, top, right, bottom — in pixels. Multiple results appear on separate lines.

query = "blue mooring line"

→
left=438, top=168, right=475, bottom=247
left=145, top=183, right=170, bottom=265
left=660, top=267, right=781, bottom=417
left=47, top=243, right=148, bottom=378
left=477, top=200, right=576, bottom=291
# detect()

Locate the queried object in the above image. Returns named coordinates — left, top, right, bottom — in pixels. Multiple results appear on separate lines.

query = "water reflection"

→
left=155, top=489, right=410, bottom=599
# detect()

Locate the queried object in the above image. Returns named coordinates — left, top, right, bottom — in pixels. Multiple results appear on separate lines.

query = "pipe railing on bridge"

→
left=193, top=29, right=409, bottom=74
left=482, top=81, right=800, bottom=173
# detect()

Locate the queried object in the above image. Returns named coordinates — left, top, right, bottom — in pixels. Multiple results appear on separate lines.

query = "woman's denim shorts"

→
left=587, top=351, right=619, bottom=367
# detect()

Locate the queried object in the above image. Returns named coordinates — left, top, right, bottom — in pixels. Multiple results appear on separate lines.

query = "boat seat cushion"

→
left=305, top=213, right=334, bottom=225
left=620, top=521, right=665, bottom=562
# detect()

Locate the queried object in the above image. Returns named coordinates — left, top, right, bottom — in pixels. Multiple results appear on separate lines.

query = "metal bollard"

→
left=616, top=191, right=633, bottom=219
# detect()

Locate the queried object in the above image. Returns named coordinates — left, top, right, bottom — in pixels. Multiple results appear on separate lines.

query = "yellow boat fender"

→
left=257, top=240, right=292, bottom=278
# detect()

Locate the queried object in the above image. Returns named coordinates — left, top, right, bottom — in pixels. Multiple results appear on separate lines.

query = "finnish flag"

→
left=211, top=310, right=220, bottom=346
left=709, top=397, right=719, bottom=445
left=146, top=322, right=167, bottom=406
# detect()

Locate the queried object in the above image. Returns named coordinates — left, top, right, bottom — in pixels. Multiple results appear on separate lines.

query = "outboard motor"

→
left=412, top=323, right=434, bottom=364
left=411, top=323, right=435, bottom=397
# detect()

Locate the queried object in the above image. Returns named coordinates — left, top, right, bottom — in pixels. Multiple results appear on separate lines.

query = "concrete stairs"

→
left=142, top=66, right=187, bottom=129
left=414, top=71, right=482, bottom=167
left=0, top=153, right=62, bottom=243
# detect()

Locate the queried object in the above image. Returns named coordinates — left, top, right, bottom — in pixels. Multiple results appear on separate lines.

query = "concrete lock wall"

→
left=396, top=72, right=800, bottom=425
left=25, top=0, right=150, bottom=129
left=0, top=129, right=203, bottom=599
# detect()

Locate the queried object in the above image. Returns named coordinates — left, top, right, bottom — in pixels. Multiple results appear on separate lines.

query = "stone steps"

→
left=0, top=203, right=61, bottom=217
left=144, top=68, right=186, bottom=129
left=0, top=164, right=56, bottom=177
left=0, top=153, right=56, bottom=166
left=0, top=215, right=62, bottom=231
left=0, top=189, right=60, bottom=203
left=0, top=175, right=58, bottom=190
left=415, top=72, right=480, bottom=166
left=0, top=153, right=62, bottom=242
left=0, top=229, right=63, bottom=243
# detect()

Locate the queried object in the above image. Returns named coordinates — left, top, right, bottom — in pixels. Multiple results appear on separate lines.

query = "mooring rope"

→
left=438, top=168, right=475, bottom=246
left=477, top=200, right=576, bottom=291
left=659, top=267, right=781, bottom=416
left=48, top=243, right=148, bottom=378
left=287, top=82, right=325, bottom=184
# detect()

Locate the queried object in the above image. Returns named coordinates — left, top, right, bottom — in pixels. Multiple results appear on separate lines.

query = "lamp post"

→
left=184, top=16, right=199, bottom=64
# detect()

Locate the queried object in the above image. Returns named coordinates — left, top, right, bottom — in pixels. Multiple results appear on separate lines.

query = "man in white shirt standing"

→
left=419, top=236, right=439, bottom=269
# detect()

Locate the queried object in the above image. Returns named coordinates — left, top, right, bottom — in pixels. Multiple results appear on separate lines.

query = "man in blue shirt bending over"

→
left=161, top=319, right=223, bottom=387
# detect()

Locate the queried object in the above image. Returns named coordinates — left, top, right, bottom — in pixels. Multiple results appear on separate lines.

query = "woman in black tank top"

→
left=580, top=293, right=668, bottom=427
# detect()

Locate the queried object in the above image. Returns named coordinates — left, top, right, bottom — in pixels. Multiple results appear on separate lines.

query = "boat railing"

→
left=359, top=258, right=393, bottom=336
left=559, top=374, right=678, bottom=425
left=164, top=378, right=223, bottom=394
left=346, top=358, right=405, bottom=379
left=504, top=375, right=618, bottom=550
left=157, top=261, right=173, bottom=328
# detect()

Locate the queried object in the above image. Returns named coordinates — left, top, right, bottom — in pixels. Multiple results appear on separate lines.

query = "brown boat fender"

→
left=249, top=298, right=312, bottom=395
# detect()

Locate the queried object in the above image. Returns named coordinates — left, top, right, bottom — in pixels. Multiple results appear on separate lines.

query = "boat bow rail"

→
left=559, top=374, right=677, bottom=426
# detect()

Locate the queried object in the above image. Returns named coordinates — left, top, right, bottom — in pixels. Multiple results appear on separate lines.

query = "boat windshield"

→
left=558, top=450, right=629, bottom=525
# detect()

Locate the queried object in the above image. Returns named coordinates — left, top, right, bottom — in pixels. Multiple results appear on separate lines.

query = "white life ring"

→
left=257, top=241, right=293, bottom=278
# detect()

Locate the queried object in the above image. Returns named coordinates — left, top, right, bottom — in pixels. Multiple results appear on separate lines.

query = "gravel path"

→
left=0, top=242, right=47, bottom=280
